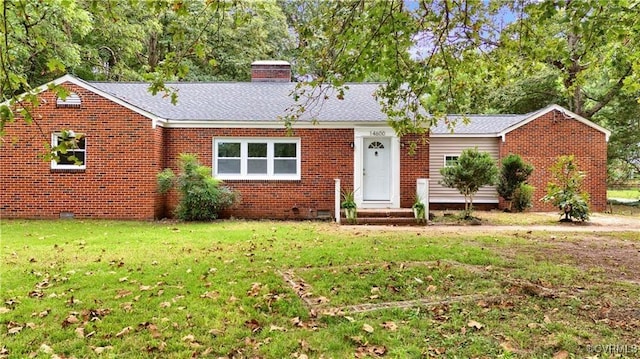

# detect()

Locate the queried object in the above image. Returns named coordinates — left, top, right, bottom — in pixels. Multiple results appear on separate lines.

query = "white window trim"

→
left=213, top=138, right=301, bottom=180
left=51, top=132, right=86, bottom=170
left=444, top=154, right=459, bottom=167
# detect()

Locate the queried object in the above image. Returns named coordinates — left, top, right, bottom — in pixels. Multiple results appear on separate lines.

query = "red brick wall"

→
left=499, top=110, right=608, bottom=211
left=251, top=64, right=291, bottom=82
left=400, top=135, right=430, bottom=207
left=162, top=127, right=354, bottom=219
left=0, top=83, right=164, bottom=219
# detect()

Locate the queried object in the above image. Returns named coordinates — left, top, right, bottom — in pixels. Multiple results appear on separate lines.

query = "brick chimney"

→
left=251, top=60, right=291, bottom=82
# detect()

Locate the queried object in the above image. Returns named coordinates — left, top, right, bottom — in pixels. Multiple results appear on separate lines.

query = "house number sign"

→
left=369, top=130, right=386, bottom=137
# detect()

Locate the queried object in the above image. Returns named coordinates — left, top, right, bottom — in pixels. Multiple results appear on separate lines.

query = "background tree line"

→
left=1, top=0, right=638, bottom=179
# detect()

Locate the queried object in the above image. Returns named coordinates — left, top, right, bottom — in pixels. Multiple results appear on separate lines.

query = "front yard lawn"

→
left=1, top=220, right=638, bottom=358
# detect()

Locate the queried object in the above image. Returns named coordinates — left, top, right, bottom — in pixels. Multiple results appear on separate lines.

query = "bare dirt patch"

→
left=516, top=234, right=640, bottom=284
left=342, top=213, right=640, bottom=283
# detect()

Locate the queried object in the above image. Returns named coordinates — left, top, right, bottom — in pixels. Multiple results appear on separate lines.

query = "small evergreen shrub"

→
left=157, top=154, right=237, bottom=221
left=439, top=147, right=498, bottom=219
left=513, top=183, right=534, bottom=212
left=497, top=153, right=534, bottom=211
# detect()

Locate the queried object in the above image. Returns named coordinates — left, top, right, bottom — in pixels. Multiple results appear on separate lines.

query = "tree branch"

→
left=584, top=66, right=633, bottom=118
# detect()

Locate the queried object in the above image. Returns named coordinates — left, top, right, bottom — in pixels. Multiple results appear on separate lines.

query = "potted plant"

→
left=341, top=190, right=357, bottom=224
left=412, top=194, right=426, bottom=224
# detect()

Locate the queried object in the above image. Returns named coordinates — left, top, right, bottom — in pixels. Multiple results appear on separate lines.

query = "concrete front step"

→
left=341, top=208, right=427, bottom=226
left=355, top=208, right=414, bottom=218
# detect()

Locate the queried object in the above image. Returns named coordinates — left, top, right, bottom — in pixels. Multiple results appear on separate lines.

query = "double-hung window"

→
left=51, top=131, right=86, bottom=170
left=214, top=138, right=300, bottom=180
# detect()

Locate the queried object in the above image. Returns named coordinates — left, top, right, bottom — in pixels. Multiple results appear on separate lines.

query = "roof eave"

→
left=3, top=74, right=167, bottom=129
left=429, top=132, right=500, bottom=138
left=159, top=119, right=389, bottom=129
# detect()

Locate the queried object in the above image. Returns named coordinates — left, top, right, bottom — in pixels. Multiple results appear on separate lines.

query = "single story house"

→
left=0, top=61, right=610, bottom=220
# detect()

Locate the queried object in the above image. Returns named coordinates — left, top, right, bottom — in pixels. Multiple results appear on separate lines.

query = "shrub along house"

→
left=0, top=61, right=610, bottom=220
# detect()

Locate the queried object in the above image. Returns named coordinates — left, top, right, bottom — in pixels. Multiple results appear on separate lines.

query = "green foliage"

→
left=1, top=0, right=293, bottom=126
left=412, top=193, right=426, bottom=222
left=513, top=183, right=535, bottom=212
left=340, top=189, right=357, bottom=223
left=157, top=153, right=236, bottom=221
left=541, top=155, right=590, bottom=222
left=156, top=168, right=176, bottom=195
left=597, top=94, right=640, bottom=179
left=439, top=148, right=498, bottom=217
left=497, top=154, right=534, bottom=211
left=340, top=189, right=356, bottom=209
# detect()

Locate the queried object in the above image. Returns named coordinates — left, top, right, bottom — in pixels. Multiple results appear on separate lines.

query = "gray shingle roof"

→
left=89, top=81, right=388, bottom=122
left=431, top=114, right=530, bottom=135
left=88, top=80, right=530, bottom=134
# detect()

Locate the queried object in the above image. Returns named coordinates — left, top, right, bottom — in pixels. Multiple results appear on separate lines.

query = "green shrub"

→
left=541, top=155, right=590, bottom=221
left=439, top=147, right=498, bottom=218
left=157, top=154, right=237, bottom=221
left=497, top=153, right=534, bottom=211
left=513, top=183, right=534, bottom=212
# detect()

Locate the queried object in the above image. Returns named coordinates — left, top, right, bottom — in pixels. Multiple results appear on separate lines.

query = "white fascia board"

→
left=160, top=120, right=387, bottom=129
left=498, top=104, right=611, bottom=142
left=4, top=74, right=167, bottom=129
left=429, top=133, right=499, bottom=138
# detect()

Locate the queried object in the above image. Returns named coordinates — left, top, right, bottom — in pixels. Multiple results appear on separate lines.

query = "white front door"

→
left=363, top=137, right=391, bottom=201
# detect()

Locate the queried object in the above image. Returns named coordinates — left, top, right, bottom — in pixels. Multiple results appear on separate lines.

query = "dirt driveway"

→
left=343, top=213, right=640, bottom=284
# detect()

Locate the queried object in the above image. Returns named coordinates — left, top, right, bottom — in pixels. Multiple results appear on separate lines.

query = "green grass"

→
left=608, top=189, right=640, bottom=200
left=1, top=220, right=638, bottom=358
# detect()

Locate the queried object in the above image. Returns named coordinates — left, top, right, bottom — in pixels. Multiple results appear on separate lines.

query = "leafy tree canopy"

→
left=2, top=0, right=639, bottom=165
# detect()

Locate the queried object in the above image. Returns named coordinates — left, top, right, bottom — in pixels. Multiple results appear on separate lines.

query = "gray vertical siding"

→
left=429, top=137, right=500, bottom=203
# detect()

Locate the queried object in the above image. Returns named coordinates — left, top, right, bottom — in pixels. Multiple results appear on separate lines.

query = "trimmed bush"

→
left=513, top=183, right=534, bottom=212
left=157, top=154, right=237, bottom=221
left=497, top=153, right=534, bottom=211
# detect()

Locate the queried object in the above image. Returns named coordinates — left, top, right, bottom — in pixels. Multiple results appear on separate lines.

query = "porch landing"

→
left=340, top=208, right=427, bottom=226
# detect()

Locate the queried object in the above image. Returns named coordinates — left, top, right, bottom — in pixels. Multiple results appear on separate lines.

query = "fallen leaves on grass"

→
left=7, top=322, right=22, bottom=335
left=355, top=344, right=387, bottom=358
left=200, top=291, right=219, bottom=299
left=380, top=321, right=397, bottom=331
left=114, top=289, right=132, bottom=299
left=139, top=322, right=162, bottom=339
left=362, top=324, right=375, bottom=333
left=93, top=346, right=113, bottom=354
left=247, top=282, right=263, bottom=297
left=245, top=319, right=262, bottom=333
left=39, top=343, right=53, bottom=354
left=500, top=341, right=518, bottom=353
left=467, top=320, right=484, bottom=330
left=115, top=326, right=133, bottom=337
left=61, top=314, right=80, bottom=327
left=269, top=324, right=287, bottom=332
